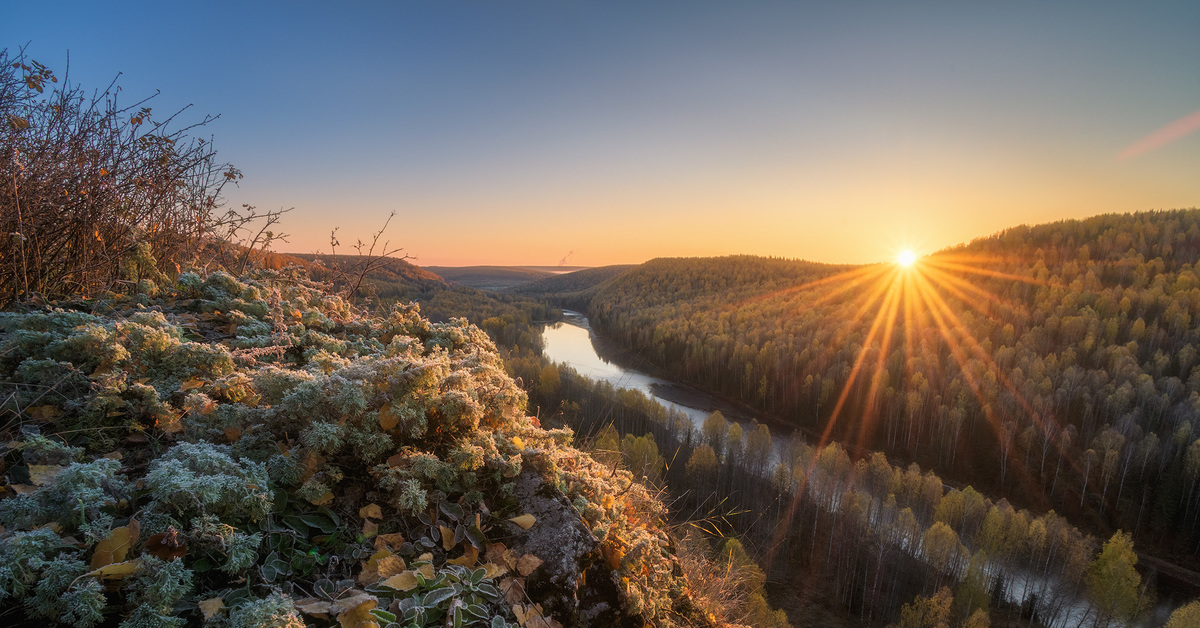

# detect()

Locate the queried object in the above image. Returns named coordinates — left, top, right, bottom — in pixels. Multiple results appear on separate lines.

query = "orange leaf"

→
left=358, top=503, right=382, bottom=520
left=516, top=553, right=543, bottom=577
left=440, top=525, right=455, bottom=551
left=378, top=403, right=398, bottom=431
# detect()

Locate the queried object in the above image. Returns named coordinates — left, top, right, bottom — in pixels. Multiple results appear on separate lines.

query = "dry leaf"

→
left=87, top=559, right=141, bottom=579
left=181, top=378, right=205, bottom=391
left=103, top=451, right=123, bottom=460
left=374, top=532, right=405, bottom=551
left=310, top=491, right=335, bottom=506
left=29, top=464, right=65, bottom=486
left=295, top=598, right=332, bottom=616
left=198, top=597, right=225, bottom=620
left=416, top=563, right=435, bottom=580
left=483, top=562, right=508, bottom=579
left=156, top=412, right=184, bottom=434
left=500, top=577, right=526, bottom=605
left=90, top=522, right=140, bottom=569
left=359, top=503, right=383, bottom=520
left=224, top=427, right=243, bottom=442
left=144, top=527, right=187, bottom=560
left=512, top=436, right=525, bottom=449
left=381, top=571, right=419, bottom=592
left=509, top=514, right=536, bottom=530
left=26, top=405, right=63, bottom=421
left=516, top=554, right=543, bottom=577
left=378, top=403, right=398, bottom=431
left=439, top=525, right=455, bottom=551
left=486, top=542, right=508, bottom=564
left=376, top=555, right=406, bottom=579
left=332, top=593, right=378, bottom=628
left=447, top=545, right=479, bottom=568
left=362, top=520, right=378, bottom=538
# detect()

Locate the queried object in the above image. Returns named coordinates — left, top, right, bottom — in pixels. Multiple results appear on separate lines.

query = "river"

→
left=539, top=311, right=1188, bottom=626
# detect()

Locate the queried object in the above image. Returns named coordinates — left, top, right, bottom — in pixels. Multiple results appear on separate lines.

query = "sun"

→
left=897, top=250, right=918, bottom=267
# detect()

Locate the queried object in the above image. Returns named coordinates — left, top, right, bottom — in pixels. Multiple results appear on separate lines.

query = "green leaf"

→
left=299, top=513, right=337, bottom=534
left=439, top=502, right=464, bottom=521
left=464, top=525, right=486, bottom=550
left=370, top=609, right=398, bottom=623
left=423, top=587, right=455, bottom=608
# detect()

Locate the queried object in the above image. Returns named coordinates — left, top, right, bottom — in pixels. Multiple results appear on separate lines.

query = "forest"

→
left=569, top=213, right=1200, bottom=574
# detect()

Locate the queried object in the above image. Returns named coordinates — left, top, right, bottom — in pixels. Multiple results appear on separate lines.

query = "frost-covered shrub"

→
left=145, top=442, right=270, bottom=524
left=119, top=557, right=193, bottom=628
left=227, top=592, right=305, bottom=628
left=0, top=458, right=130, bottom=540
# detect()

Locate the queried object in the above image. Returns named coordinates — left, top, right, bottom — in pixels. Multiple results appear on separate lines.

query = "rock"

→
left=507, top=468, right=640, bottom=627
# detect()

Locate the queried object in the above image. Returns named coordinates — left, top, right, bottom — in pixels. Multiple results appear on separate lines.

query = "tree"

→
left=0, top=47, right=281, bottom=304
left=892, top=587, right=952, bottom=628
left=1164, top=600, right=1200, bottom=628
left=1086, top=531, right=1142, bottom=627
left=702, top=411, right=730, bottom=459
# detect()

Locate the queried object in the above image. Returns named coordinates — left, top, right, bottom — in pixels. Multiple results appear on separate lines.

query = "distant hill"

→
left=424, top=266, right=555, bottom=290
left=507, top=264, right=638, bottom=310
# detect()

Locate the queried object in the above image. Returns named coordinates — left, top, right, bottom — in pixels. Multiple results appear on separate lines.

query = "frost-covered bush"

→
left=0, top=458, right=130, bottom=540
left=227, top=592, right=305, bottom=628
left=0, top=269, right=700, bottom=627
left=145, top=442, right=271, bottom=524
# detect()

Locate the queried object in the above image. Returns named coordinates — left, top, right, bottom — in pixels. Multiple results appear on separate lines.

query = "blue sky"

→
left=9, top=1, right=1200, bottom=265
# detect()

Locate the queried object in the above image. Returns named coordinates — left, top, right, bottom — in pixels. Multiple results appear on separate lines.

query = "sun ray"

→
left=923, top=257, right=1046, bottom=285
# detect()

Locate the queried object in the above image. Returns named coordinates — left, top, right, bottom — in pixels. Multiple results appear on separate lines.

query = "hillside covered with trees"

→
left=562, top=211, right=1200, bottom=577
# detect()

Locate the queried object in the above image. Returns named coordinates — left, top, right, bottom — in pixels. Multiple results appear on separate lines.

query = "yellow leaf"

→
left=90, top=522, right=139, bottom=569
left=332, top=594, right=378, bottom=628
left=447, top=545, right=479, bottom=568
left=88, top=559, right=141, bottom=579
left=440, top=525, right=455, bottom=551
left=512, top=436, right=525, bottom=449
left=311, top=491, right=334, bottom=506
left=516, top=553, right=543, bottom=577
left=358, top=503, right=382, bottom=520
left=381, top=571, right=419, bottom=591
left=376, top=555, right=406, bottom=578
left=198, top=597, right=224, bottom=620
left=483, top=561, right=508, bottom=579
left=181, top=378, right=205, bottom=391
left=29, top=464, right=65, bottom=486
left=416, top=563, right=435, bottom=580
left=378, top=403, right=398, bottom=431
left=509, top=514, right=536, bottom=530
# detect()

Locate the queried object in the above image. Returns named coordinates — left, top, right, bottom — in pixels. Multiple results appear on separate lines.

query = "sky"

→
left=9, top=1, right=1200, bottom=267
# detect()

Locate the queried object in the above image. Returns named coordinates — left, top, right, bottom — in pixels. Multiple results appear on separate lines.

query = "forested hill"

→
left=578, top=209, right=1200, bottom=570
left=504, top=265, right=637, bottom=311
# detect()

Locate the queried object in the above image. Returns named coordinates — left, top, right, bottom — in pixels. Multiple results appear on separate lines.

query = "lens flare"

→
left=897, top=250, right=917, bottom=267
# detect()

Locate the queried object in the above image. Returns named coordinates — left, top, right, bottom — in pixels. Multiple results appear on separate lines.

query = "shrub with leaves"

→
left=0, top=270, right=717, bottom=627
